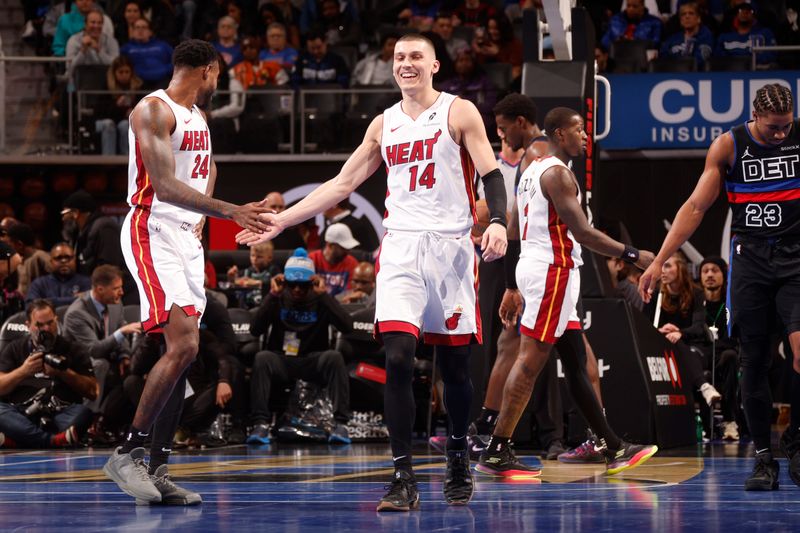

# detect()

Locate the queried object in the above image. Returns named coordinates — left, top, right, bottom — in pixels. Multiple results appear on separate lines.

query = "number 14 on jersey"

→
left=408, top=162, right=436, bottom=191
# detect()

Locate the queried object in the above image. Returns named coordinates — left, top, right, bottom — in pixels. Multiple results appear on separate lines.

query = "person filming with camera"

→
left=0, top=299, right=97, bottom=448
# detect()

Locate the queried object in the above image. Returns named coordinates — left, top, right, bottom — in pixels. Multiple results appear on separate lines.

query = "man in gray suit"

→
left=64, top=265, right=142, bottom=416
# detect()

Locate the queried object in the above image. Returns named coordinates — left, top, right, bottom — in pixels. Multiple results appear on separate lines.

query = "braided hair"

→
left=753, top=83, right=794, bottom=116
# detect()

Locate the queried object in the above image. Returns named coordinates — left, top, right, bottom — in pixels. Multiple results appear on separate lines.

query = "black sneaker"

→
left=603, top=441, right=658, bottom=475
left=376, top=470, right=420, bottom=512
left=543, top=440, right=566, bottom=460
left=744, top=452, right=779, bottom=491
left=443, top=449, right=473, bottom=505
left=779, top=428, right=800, bottom=487
left=475, top=446, right=542, bottom=478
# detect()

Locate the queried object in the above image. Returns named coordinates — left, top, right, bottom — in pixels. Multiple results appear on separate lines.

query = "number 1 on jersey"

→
left=191, top=154, right=209, bottom=179
left=408, top=162, right=436, bottom=192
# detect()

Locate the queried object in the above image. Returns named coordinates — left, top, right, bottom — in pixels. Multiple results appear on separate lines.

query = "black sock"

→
left=556, top=330, right=622, bottom=450
left=436, top=345, right=473, bottom=449
left=474, top=407, right=499, bottom=435
left=383, top=332, right=418, bottom=471
left=148, top=370, right=188, bottom=474
left=487, top=435, right=510, bottom=454
left=447, top=435, right=467, bottom=452
left=791, top=369, right=800, bottom=434
left=120, top=426, right=150, bottom=454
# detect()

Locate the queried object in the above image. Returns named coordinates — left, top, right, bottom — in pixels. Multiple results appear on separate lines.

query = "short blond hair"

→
left=252, top=241, right=274, bottom=253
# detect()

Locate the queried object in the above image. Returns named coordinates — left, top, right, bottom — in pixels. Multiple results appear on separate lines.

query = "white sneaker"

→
left=722, top=421, right=740, bottom=441
left=700, top=383, right=722, bottom=406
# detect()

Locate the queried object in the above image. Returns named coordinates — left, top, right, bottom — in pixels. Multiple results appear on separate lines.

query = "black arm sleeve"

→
left=504, top=239, right=520, bottom=289
left=480, top=168, right=507, bottom=227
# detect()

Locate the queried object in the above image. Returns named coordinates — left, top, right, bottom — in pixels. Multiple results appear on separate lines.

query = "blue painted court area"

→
left=1, top=444, right=799, bottom=531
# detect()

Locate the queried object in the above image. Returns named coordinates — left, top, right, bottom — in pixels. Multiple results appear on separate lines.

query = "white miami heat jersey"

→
left=381, top=92, right=476, bottom=234
left=127, top=89, right=211, bottom=225
left=517, top=156, right=583, bottom=268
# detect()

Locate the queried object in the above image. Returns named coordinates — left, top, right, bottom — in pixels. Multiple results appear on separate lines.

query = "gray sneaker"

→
left=103, top=447, right=161, bottom=503
left=136, top=464, right=202, bottom=506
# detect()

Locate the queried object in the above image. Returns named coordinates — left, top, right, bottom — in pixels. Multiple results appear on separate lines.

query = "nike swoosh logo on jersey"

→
left=390, top=125, right=403, bottom=132
left=184, top=118, right=192, bottom=124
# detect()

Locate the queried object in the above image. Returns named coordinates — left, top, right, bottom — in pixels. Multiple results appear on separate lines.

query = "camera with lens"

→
left=36, top=331, right=68, bottom=371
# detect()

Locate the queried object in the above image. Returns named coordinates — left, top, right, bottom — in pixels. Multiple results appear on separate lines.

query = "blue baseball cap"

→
left=284, top=248, right=315, bottom=282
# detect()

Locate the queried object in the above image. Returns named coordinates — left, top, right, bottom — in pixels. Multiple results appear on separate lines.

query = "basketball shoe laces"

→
left=132, top=456, right=153, bottom=484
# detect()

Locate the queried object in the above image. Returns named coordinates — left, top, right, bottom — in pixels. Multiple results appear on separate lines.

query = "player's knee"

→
left=173, top=339, right=199, bottom=366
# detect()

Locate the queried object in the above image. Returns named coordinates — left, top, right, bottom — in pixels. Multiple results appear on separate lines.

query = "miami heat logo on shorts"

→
left=445, top=305, right=464, bottom=330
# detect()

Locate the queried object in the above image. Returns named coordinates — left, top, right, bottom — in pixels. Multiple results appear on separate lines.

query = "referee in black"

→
left=640, top=83, right=800, bottom=491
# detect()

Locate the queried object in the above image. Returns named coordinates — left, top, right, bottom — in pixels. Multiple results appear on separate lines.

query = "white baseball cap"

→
left=324, top=223, right=360, bottom=250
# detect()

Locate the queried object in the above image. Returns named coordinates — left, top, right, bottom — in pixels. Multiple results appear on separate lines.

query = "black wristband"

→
left=489, top=217, right=507, bottom=228
left=505, top=240, right=520, bottom=289
left=480, top=168, right=507, bottom=226
left=621, top=245, right=639, bottom=263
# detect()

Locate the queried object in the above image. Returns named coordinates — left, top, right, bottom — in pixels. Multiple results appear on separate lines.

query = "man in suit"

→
left=64, top=264, right=142, bottom=417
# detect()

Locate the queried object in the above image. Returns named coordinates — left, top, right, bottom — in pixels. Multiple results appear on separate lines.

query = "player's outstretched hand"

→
left=236, top=212, right=286, bottom=246
left=481, top=222, right=508, bottom=262
left=638, top=258, right=663, bottom=303
left=635, top=250, right=655, bottom=271
left=232, top=202, right=273, bottom=234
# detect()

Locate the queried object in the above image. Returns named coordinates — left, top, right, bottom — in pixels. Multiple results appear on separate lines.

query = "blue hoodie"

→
left=660, top=25, right=715, bottom=68
left=121, top=38, right=174, bottom=84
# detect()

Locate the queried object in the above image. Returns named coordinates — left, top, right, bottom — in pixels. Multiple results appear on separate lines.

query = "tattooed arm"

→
left=132, top=98, right=268, bottom=232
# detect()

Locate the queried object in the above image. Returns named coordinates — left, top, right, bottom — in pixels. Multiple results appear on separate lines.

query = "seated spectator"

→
left=259, top=22, right=299, bottom=73
left=262, top=0, right=301, bottom=48
left=660, top=2, right=715, bottom=69
left=138, top=0, right=178, bottom=44
left=260, top=192, right=307, bottom=251
left=212, top=16, right=244, bottom=68
left=647, top=253, right=723, bottom=407
left=605, top=256, right=645, bottom=311
left=310, top=223, right=360, bottom=297
left=64, top=265, right=140, bottom=419
left=336, top=261, right=375, bottom=306
left=775, top=0, right=800, bottom=69
left=232, top=36, right=289, bottom=89
left=0, top=242, right=24, bottom=324
left=352, top=33, right=397, bottom=86
left=715, top=2, right=777, bottom=67
left=7, top=223, right=49, bottom=297
left=453, top=0, right=496, bottom=28
left=208, top=56, right=245, bottom=154
left=599, top=0, right=662, bottom=51
left=440, top=48, right=496, bottom=134
left=52, top=0, right=114, bottom=56
left=66, top=8, right=120, bottom=80
left=315, top=0, right=360, bottom=47
left=431, top=12, right=468, bottom=62
left=291, top=30, right=349, bottom=87
left=299, top=0, right=358, bottom=35
left=323, top=199, right=379, bottom=253
left=113, top=0, right=142, bottom=46
left=396, top=0, right=442, bottom=32
left=0, top=300, right=97, bottom=448
left=120, top=17, right=174, bottom=89
left=26, top=243, right=91, bottom=306
left=691, top=256, right=740, bottom=441
left=663, top=0, right=720, bottom=36
left=247, top=248, right=353, bottom=444
left=61, top=190, right=136, bottom=304
left=94, top=56, right=142, bottom=156
left=473, top=12, right=523, bottom=80
left=226, top=241, right=281, bottom=307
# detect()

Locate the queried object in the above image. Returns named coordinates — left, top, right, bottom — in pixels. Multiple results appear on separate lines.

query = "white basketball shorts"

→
left=374, top=230, right=481, bottom=346
left=518, top=257, right=581, bottom=344
left=121, top=207, right=206, bottom=333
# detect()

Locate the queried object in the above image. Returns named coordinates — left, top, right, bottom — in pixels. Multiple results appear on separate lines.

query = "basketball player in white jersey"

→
left=476, top=107, right=659, bottom=478
left=238, top=33, right=508, bottom=510
left=103, top=40, right=270, bottom=505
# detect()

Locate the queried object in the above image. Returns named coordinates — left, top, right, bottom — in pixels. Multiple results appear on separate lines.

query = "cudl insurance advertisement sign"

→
left=600, top=71, right=800, bottom=150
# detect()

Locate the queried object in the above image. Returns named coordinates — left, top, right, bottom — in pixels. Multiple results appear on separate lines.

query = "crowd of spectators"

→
left=593, top=0, right=799, bottom=72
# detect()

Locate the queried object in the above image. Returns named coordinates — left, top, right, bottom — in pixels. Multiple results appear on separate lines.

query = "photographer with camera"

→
left=0, top=299, right=97, bottom=448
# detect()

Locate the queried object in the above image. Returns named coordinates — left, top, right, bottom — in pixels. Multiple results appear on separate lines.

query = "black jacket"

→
left=251, top=291, right=353, bottom=356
